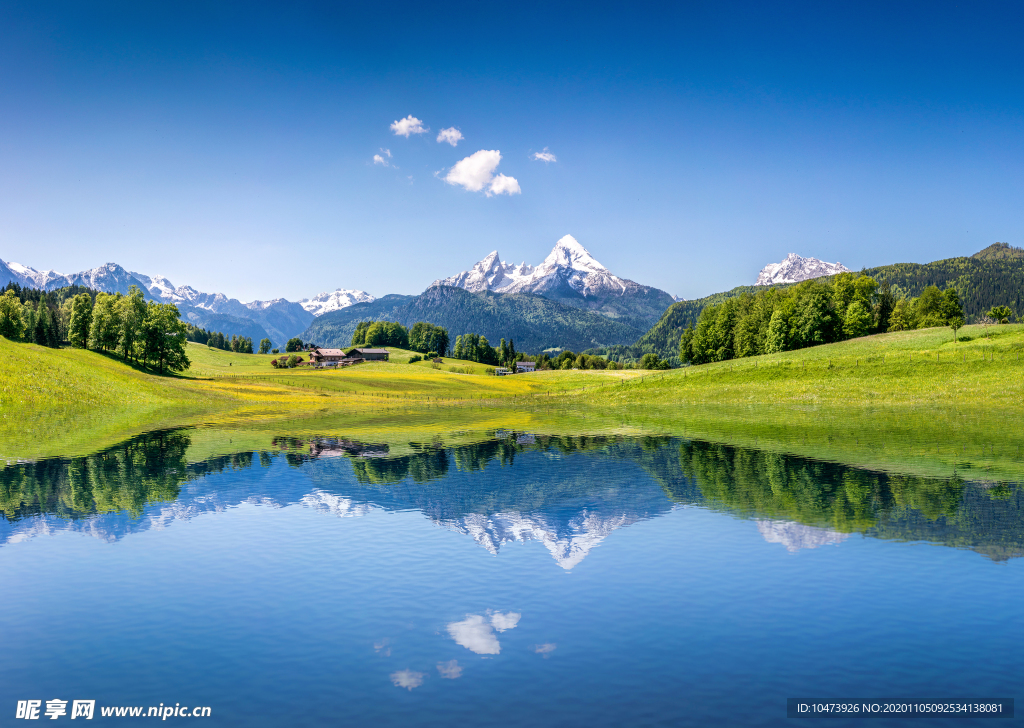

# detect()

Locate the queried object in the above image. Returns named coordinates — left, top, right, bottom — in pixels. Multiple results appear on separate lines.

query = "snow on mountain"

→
left=434, top=234, right=631, bottom=298
left=4, top=261, right=155, bottom=297
left=756, top=519, right=850, bottom=552
left=445, top=508, right=644, bottom=570
left=5, top=261, right=66, bottom=289
left=1, top=255, right=349, bottom=346
left=299, top=288, right=376, bottom=317
left=756, top=253, right=850, bottom=286
left=129, top=271, right=179, bottom=300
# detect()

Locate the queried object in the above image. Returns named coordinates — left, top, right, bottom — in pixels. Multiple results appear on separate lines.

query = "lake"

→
left=2, top=428, right=1021, bottom=726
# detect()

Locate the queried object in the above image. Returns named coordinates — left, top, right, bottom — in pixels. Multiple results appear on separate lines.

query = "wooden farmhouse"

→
left=346, top=347, right=390, bottom=361
left=308, top=346, right=389, bottom=367
left=308, top=347, right=346, bottom=364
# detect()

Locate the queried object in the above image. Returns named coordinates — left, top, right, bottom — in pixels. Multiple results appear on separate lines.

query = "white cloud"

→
left=445, top=149, right=501, bottom=192
left=390, top=670, right=424, bottom=691
left=490, top=612, right=521, bottom=632
left=437, top=127, right=464, bottom=146
left=447, top=614, right=501, bottom=655
left=437, top=660, right=463, bottom=679
left=534, top=643, right=557, bottom=658
left=390, top=115, right=427, bottom=137
left=487, top=174, right=521, bottom=197
left=531, top=147, right=557, bottom=163
left=373, top=148, right=393, bottom=167
left=444, top=149, right=520, bottom=196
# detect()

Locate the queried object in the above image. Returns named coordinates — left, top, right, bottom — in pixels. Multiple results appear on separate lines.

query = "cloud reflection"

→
left=490, top=611, right=521, bottom=632
left=447, top=611, right=521, bottom=655
left=390, top=669, right=424, bottom=690
left=437, top=660, right=463, bottom=679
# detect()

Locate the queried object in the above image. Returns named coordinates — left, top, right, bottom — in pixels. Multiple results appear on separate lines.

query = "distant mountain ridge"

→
left=756, top=253, right=850, bottom=285
left=3, top=234, right=675, bottom=352
left=435, top=235, right=677, bottom=331
left=0, top=257, right=372, bottom=348
left=301, top=285, right=645, bottom=352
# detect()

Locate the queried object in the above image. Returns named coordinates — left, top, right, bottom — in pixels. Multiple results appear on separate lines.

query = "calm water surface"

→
left=1, top=430, right=1021, bottom=726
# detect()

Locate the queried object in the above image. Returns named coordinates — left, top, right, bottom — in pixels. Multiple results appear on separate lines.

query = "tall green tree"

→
left=679, top=325, right=695, bottom=362
left=874, top=280, right=896, bottom=332
left=286, top=337, right=304, bottom=352
left=141, top=303, right=191, bottom=374
left=32, top=301, right=54, bottom=346
left=258, top=337, right=272, bottom=354
left=0, top=290, right=25, bottom=339
left=350, top=322, right=369, bottom=346
left=69, top=293, right=93, bottom=348
left=916, top=285, right=945, bottom=326
left=940, top=287, right=964, bottom=324
left=793, top=284, right=837, bottom=346
left=842, top=301, right=873, bottom=339
left=887, top=298, right=916, bottom=331
left=116, top=285, right=147, bottom=362
left=88, top=292, right=121, bottom=352
left=764, top=309, right=790, bottom=354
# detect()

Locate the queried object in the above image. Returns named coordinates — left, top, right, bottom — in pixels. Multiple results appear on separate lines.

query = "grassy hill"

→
left=5, top=326, right=1024, bottom=481
left=301, top=285, right=645, bottom=353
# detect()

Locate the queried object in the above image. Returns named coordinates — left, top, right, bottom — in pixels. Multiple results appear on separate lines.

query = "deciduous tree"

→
left=69, top=293, right=93, bottom=348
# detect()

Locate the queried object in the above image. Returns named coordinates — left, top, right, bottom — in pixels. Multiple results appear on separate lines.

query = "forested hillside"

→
left=612, top=246, right=1024, bottom=362
left=300, top=285, right=644, bottom=352
left=588, top=285, right=776, bottom=365
left=862, top=252, right=1024, bottom=319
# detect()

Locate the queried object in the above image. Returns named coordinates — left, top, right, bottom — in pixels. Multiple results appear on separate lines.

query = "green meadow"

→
left=3, top=325, right=1023, bottom=481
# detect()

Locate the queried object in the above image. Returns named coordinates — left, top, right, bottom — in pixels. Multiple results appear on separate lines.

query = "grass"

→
left=3, top=325, right=1024, bottom=479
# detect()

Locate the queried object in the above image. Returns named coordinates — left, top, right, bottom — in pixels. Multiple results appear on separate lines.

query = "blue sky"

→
left=1, top=1, right=1022, bottom=302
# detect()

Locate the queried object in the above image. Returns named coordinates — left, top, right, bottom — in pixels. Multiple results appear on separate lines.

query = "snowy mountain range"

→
left=4, top=239, right=855, bottom=351
left=756, top=253, right=850, bottom=286
left=434, top=235, right=677, bottom=330
left=0, top=258, right=374, bottom=347
left=299, top=288, right=376, bottom=317
left=435, top=235, right=629, bottom=297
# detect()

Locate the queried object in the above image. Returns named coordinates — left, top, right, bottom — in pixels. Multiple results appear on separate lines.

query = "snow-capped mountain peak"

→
left=130, top=272, right=178, bottom=300
left=540, top=235, right=608, bottom=275
left=299, top=288, right=376, bottom=317
left=433, top=234, right=633, bottom=299
left=756, top=253, right=850, bottom=286
left=3, top=261, right=66, bottom=289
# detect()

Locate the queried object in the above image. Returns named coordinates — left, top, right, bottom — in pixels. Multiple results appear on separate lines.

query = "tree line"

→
left=186, top=324, right=266, bottom=354
left=348, top=320, right=451, bottom=357
left=0, top=283, right=192, bottom=374
left=679, top=274, right=967, bottom=365
left=0, top=283, right=100, bottom=348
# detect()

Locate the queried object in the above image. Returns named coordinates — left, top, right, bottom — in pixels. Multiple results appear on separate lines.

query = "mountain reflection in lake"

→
left=2, top=429, right=1023, bottom=726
